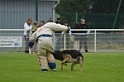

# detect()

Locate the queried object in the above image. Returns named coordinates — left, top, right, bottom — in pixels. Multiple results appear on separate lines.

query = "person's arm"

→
left=51, top=23, right=68, bottom=31
left=58, top=25, right=68, bottom=38
left=61, top=31, right=67, bottom=38
left=28, top=31, right=37, bottom=48
left=68, top=26, right=72, bottom=36
left=86, top=24, right=90, bottom=35
left=41, top=23, right=68, bottom=39
left=49, top=23, right=68, bottom=34
left=24, top=23, right=32, bottom=32
left=30, top=31, right=37, bottom=42
left=61, top=26, right=71, bottom=38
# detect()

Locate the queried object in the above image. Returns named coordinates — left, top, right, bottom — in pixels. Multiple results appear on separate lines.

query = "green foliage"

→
left=55, top=12, right=124, bottom=29
left=56, top=0, right=124, bottom=13
left=56, top=0, right=90, bottom=13
left=0, top=53, right=124, bottom=82
left=92, top=0, right=124, bottom=13
left=56, top=0, right=124, bottom=29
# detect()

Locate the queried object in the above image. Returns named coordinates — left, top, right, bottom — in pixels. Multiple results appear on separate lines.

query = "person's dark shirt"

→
left=72, top=27, right=80, bottom=33
left=55, top=21, right=62, bottom=33
left=66, top=25, right=70, bottom=33
left=55, top=21, right=62, bottom=24
left=79, top=24, right=89, bottom=33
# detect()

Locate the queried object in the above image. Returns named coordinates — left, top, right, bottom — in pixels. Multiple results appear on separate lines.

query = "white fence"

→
left=71, top=29, right=124, bottom=52
left=0, top=29, right=124, bottom=52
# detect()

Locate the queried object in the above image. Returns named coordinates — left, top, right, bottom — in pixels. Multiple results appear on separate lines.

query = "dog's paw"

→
left=61, top=62, right=65, bottom=64
left=61, top=68, right=63, bottom=70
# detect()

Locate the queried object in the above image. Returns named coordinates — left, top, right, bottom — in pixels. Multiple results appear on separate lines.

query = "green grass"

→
left=0, top=52, right=124, bottom=82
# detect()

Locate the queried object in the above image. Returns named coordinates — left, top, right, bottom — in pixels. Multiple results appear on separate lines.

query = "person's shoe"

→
left=41, top=69, right=48, bottom=72
left=85, top=50, right=88, bottom=52
left=25, top=51, right=29, bottom=53
left=52, top=69, right=56, bottom=71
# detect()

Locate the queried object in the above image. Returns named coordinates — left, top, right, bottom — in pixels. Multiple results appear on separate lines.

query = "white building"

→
left=0, top=0, right=59, bottom=29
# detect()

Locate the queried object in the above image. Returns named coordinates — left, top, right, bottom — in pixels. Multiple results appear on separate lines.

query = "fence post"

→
left=36, top=0, right=38, bottom=21
left=76, top=12, right=78, bottom=22
left=94, top=29, right=96, bottom=52
left=112, top=0, right=122, bottom=29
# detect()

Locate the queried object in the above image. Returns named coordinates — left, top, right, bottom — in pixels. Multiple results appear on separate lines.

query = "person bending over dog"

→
left=28, top=20, right=68, bottom=72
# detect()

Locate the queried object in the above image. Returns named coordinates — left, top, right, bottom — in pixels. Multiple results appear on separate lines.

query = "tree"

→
left=56, top=0, right=90, bottom=13
left=91, top=0, right=124, bottom=13
left=56, top=0, right=124, bottom=13
left=55, top=0, right=124, bottom=29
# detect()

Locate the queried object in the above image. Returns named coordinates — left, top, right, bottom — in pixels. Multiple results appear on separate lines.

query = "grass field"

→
left=0, top=52, right=124, bottom=82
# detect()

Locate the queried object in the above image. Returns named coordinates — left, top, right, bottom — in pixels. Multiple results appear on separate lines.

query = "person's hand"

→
left=28, top=41, right=34, bottom=48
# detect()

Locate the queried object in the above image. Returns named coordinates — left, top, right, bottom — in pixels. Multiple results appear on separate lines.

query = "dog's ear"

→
left=52, top=50, right=61, bottom=59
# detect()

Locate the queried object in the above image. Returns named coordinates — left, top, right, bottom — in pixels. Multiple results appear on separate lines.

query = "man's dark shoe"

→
left=25, top=51, right=29, bottom=53
left=85, top=50, right=88, bottom=52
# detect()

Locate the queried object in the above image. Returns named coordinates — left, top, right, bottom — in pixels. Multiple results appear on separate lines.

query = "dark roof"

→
left=8, top=0, right=59, bottom=1
left=39, top=0, right=59, bottom=1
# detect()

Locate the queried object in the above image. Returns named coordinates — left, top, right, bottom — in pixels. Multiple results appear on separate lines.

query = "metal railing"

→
left=0, top=29, right=124, bottom=52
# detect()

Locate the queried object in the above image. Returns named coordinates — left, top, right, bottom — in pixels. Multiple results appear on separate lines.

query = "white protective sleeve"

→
left=49, top=23, right=68, bottom=32
left=30, top=31, right=37, bottom=42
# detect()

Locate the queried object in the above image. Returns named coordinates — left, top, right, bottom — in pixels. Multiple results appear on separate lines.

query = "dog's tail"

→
left=78, top=56, right=84, bottom=71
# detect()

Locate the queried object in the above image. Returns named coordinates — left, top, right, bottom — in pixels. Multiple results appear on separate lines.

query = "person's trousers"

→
left=79, top=35, right=88, bottom=51
left=37, top=37, right=56, bottom=71
left=31, top=43, right=37, bottom=53
left=24, top=34, right=29, bottom=53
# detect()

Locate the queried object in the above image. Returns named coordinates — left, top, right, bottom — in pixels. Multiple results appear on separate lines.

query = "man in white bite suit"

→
left=28, top=20, right=68, bottom=72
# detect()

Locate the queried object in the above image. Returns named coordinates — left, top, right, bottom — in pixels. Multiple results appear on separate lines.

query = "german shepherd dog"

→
left=52, top=50, right=84, bottom=71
